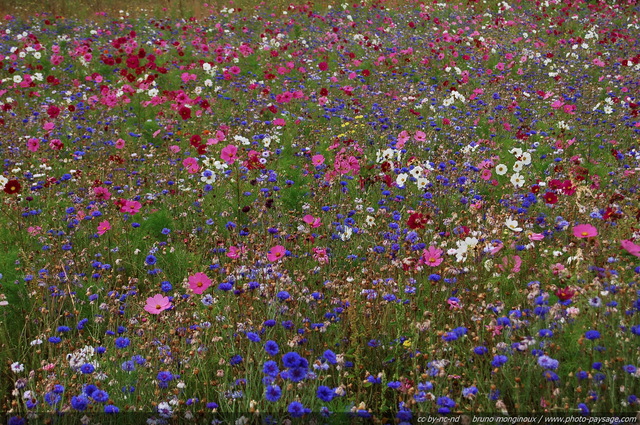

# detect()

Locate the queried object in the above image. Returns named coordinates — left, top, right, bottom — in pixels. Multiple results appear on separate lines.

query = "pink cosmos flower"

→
left=414, top=130, right=426, bottom=142
left=94, top=186, right=111, bottom=200
left=144, top=294, right=172, bottom=314
left=396, top=130, right=410, bottom=148
left=188, top=272, right=212, bottom=294
left=312, top=154, right=325, bottom=167
left=303, top=215, right=321, bottom=228
left=169, top=145, right=181, bottom=153
left=221, top=145, right=238, bottom=165
left=267, top=245, right=286, bottom=262
left=421, top=246, right=443, bottom=267
left=621, top=240, right=640, bottom=257
left=312, top=247, right=329, bottom=264
left=183, top=157, right=200, bottom=173
left=27, top=226, right=42, bottom=235
left=528, top=233, right=544, bottom=241
left=572, top=224, right=598, bottom=238
left=480, top=169, right=492, bottom=181
left=227, top=245, right=246, bottom=259
left=120, top=200, right=141, bottom=214
left=27, top=138, right=40, bottom=152
left=97, top=220, right=111, bottom=235
left=115, top=138, right=126, bottom=149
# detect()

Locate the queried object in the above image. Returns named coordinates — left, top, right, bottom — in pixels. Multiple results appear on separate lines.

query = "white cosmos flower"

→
left=505, top=218, right=523, bottom=232
left=510, top=173, right=525, bottom=188
left=512, top=161, right=524, bottom=172
left=365, top=216, right=375, bottom=227
left=509, top=147, right=523, bottom=156
left=416, top=177, right=429, bottom=190
left=339, top=227, right=353, bottom=241
left=396, top=173, right=408, bottom=187
left=519, top=152, right=532, bottom=165
left=409, top=166, right=423, bottom=179
left=495, top=164, right=508, bottom=175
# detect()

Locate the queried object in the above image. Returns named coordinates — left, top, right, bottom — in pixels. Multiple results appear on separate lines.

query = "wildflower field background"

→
left=1, top=0, right=640, bottom=422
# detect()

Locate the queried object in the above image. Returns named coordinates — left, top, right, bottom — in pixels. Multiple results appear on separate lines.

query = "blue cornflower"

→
left=316, top=385, right=335, bottom=402
left=585, top=330, right=601, bottom=340
left=91, top=390, right=109, bottom=403
left=287, top=401, right=307, bottom=418
left=265, top=340, right=279, bottom=356
left=262, top=360, right=279, bottom=377
left=145, top=255, right=157, bottom=265
left=71, top=395, right=89, bottom=411
left=115, top=337, right=130, bottom=349
left=247, top=332, right=260, bottom=342
left=265, top=385, right=281, bottom=402
left=323, top=349, right=337, bottom=364
left=491, top=355, right=508, bottom=368
left=80, top=363, right=95, bottom=374
left=282, top=352, right=302, bottom=368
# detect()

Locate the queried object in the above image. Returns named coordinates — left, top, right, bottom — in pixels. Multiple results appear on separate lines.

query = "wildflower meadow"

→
left=1, top=0, right=640, bottom=423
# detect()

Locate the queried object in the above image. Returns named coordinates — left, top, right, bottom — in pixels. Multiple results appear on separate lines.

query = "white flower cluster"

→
left=67, top=345, right=99, bottom=371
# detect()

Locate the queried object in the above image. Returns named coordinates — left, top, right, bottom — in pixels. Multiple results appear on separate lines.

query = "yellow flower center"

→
left=156, top=304, right=161, bottom=309
left=581, top=232, right=588, bottom=236
left=429, top=257, right=436, bottom=263
left=197, top=282, right=203, bottom=287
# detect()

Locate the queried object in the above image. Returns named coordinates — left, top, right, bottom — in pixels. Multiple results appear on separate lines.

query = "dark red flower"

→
left=543, top=192, right=558, bottom=204
left=407, top=212, right=427, bottom=230
left=555, top=287, right=575, bottom=302
left=3, top=179, right=21, bottom=195
left=179, top=106, right=191, bottom=120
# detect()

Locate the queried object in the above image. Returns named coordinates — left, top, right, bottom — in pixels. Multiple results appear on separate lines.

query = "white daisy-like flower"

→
left=510, top=173, right=525, bottom=188
left=509, top=147, right=523, bottom=156
left=11, top=362, right=24, bottom=373
left=519, top=152, right=532, bottom=165
left=495, top=164, right=508, bottom=175
left=339, top=227, right=353, bottom=241
left=512, top=161, right=524, bottom=172
left=396, top=173, right=408, bottom=187
left=365, top=216, right=375, bottom=227
left=505, top=218, right=523, bottom=232
left=416, top=177, right=429, bottom=190
left=409, top=166, right=423, bottom=179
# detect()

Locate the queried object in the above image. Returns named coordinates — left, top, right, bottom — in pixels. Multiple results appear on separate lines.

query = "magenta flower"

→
left=267, top=245, right=286, bottom=262
left=97, top=220, right=111, bottom=236
left=572, top=224, right=598, bottom=238
left=621, top=240, right=640, bottom=257
left=303, top=215, right=321, bottom=228
left=188, top=272, right=212, bottom=294
left=221, top=145, right=238, bottom=164
left=120, top=200, right=141, bottom=215
left=27, top=138, right=40, bottom=152
left=421, top=246, right=443, bottom=267
left=312, top=154, right=325, bottom=167
left=144, top=294, right=171, bottom=315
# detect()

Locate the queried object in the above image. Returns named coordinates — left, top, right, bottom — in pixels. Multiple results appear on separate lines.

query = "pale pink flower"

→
left=144, top=294, right=171, bottom=314
left=227, top=245, right=246, bottom=259
left=115, top=138, right=126, bottom=149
